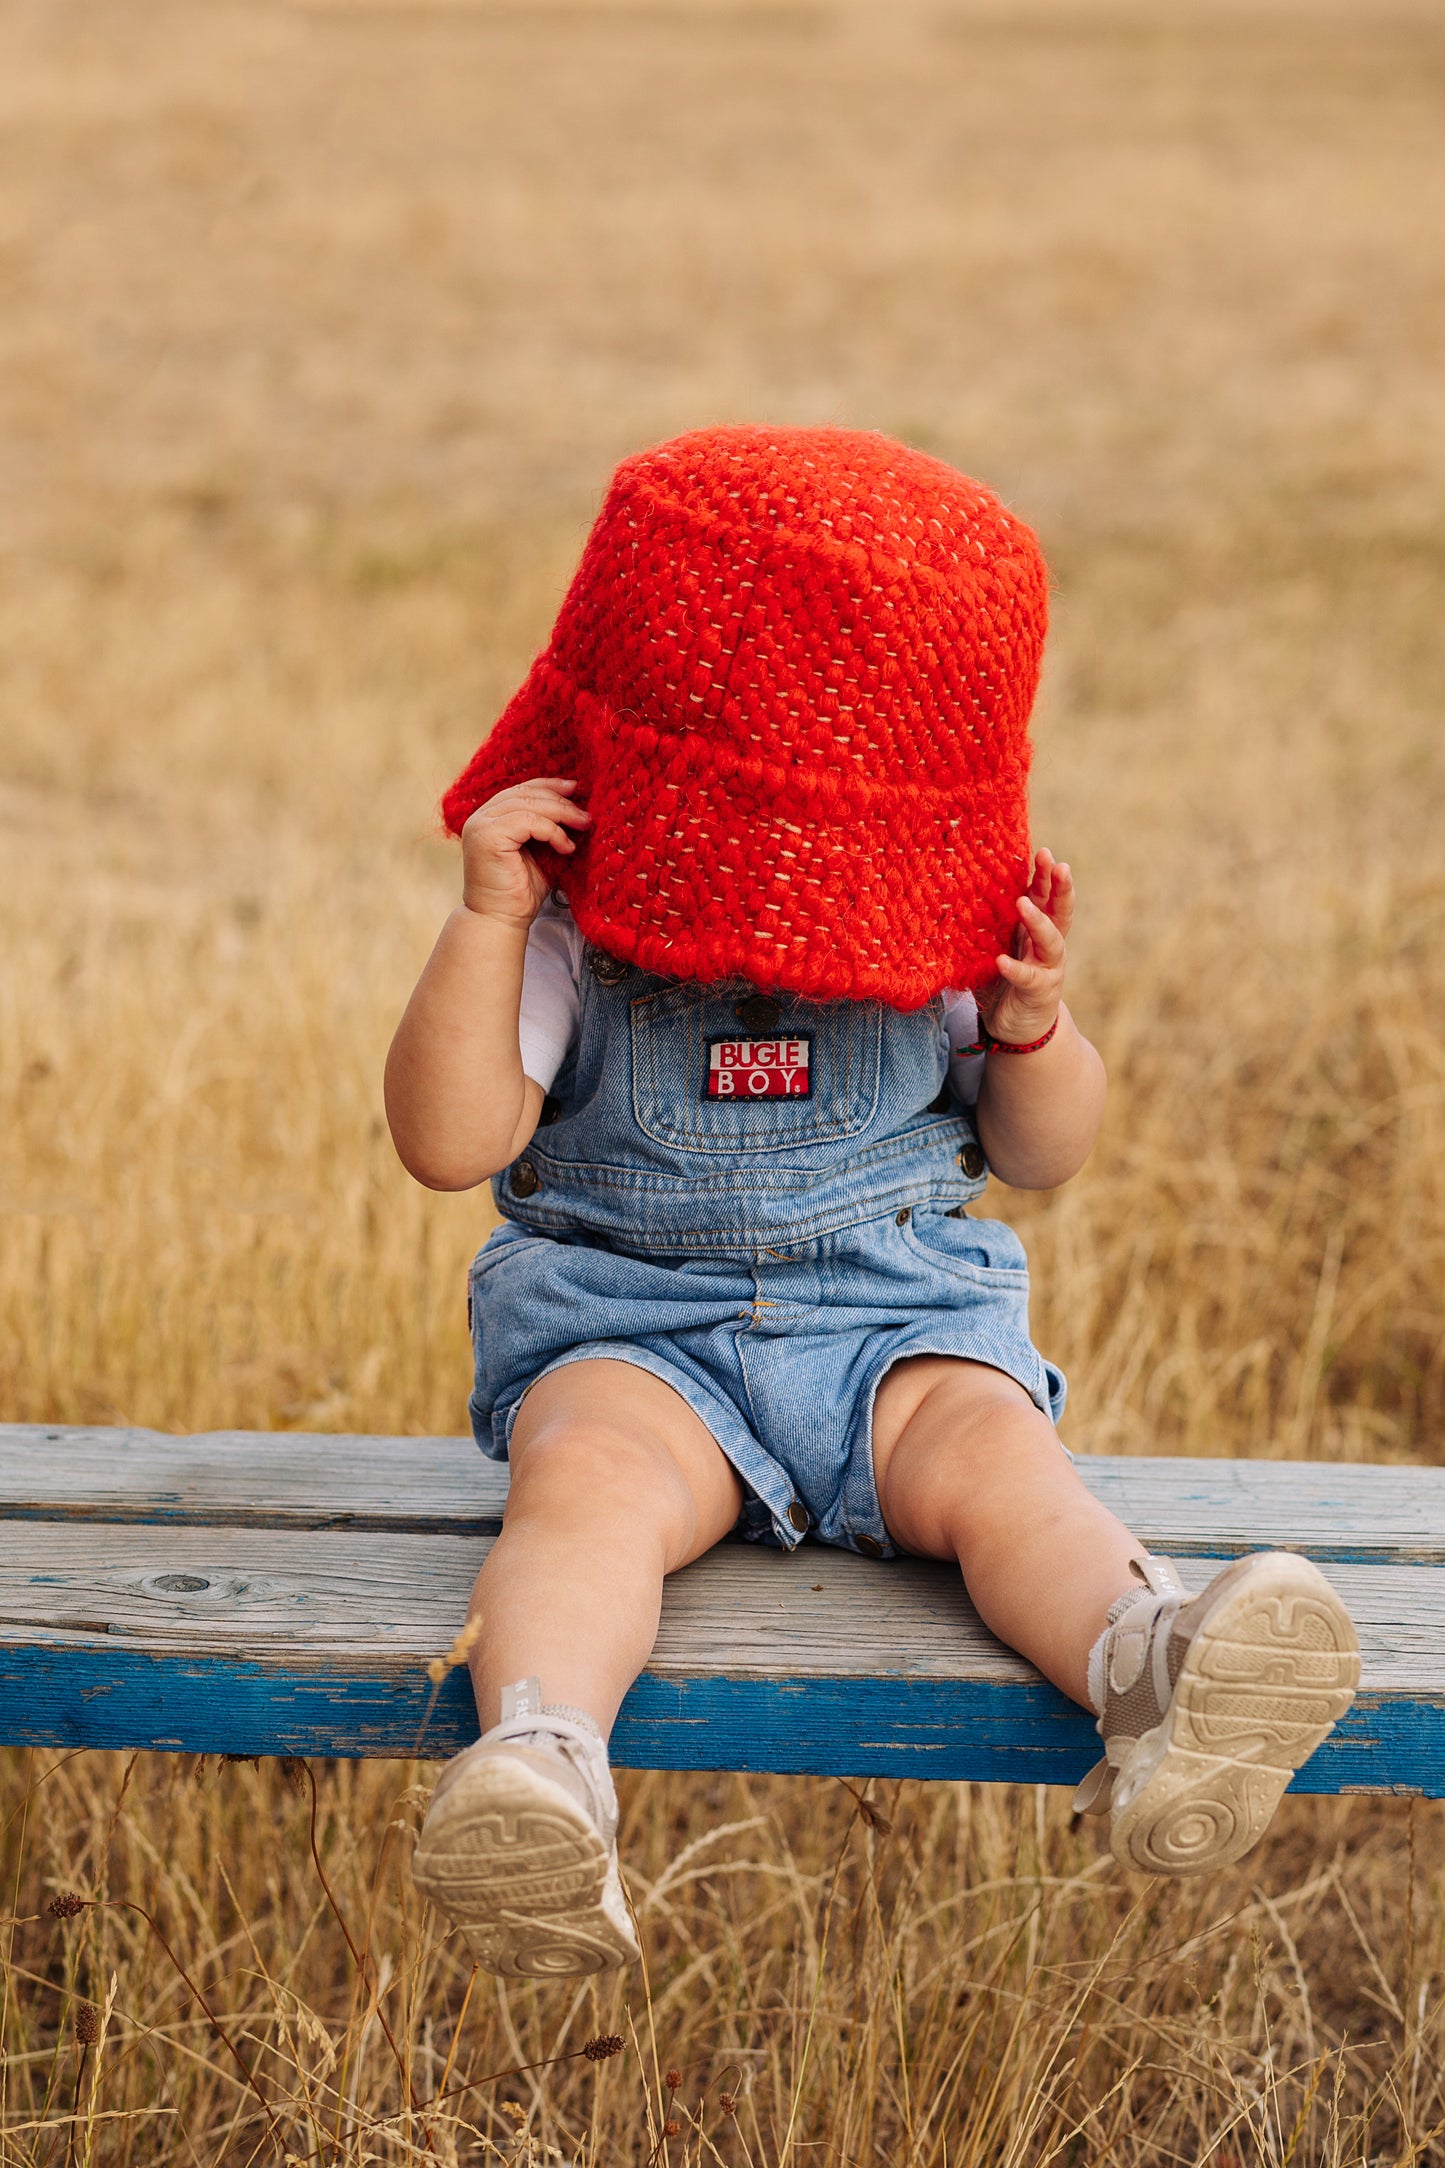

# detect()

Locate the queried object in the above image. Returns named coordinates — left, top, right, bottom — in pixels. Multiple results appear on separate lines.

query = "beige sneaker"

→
left=1075, top=1552, right=1360, bottom=1875
left=412, top=1682, right=640, bottom=1977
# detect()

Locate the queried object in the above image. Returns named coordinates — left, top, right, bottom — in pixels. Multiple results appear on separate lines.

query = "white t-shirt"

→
left=517, top=894, right=986, bottom=1107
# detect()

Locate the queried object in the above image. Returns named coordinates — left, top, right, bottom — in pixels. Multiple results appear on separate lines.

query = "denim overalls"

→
left=468, top=946, right=1066, bottom=1555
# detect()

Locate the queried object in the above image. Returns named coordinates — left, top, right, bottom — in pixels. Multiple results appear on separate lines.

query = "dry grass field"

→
left=2, top=0, right=1444, bottom=2159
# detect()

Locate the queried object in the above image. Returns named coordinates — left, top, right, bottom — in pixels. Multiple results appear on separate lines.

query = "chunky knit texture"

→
left=443, top=426, right=1047, bottom=1008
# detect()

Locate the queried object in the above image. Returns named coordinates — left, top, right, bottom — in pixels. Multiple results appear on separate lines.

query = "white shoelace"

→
left=491, top=1680, right=615, bottom=1836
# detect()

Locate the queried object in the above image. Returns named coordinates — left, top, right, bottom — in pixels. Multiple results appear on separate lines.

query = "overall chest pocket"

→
left=630, top=986, right=882, bottom=1154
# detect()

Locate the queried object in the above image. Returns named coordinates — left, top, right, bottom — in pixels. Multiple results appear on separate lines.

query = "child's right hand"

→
left=460, top=778, right=591, bottom=927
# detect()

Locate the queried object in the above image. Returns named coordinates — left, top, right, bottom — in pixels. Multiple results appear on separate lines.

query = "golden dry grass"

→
left=2, top=0, right=1444, bottom=2159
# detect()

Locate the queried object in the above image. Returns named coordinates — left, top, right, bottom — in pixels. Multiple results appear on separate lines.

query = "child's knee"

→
left=873, top=1356, right=1059, bottom=1553
left=508, top=1408, right=695, bottom=1529
left=875, top=1354, right=1042, bottom=1469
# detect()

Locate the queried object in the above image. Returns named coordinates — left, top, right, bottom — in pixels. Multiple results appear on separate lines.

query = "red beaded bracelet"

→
left=954, top=1015, right=1060, bottom=1058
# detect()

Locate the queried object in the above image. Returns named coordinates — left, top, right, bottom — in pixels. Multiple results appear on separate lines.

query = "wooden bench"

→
left=0, top=1425, right=1441, bottom=1795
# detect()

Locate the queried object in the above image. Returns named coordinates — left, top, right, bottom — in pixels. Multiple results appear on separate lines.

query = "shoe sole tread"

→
left=412, top=1753, right=638, bottom=1977
left=1111, top=1553, right=1360, bottom=1876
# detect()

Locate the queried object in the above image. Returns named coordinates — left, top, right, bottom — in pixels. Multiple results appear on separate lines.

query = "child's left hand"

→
left=979, top=848, right=1073, bottom=1046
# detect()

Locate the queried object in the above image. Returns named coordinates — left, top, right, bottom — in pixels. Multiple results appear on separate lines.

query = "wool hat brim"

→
left=444, top=651, right=1031, bottom=1008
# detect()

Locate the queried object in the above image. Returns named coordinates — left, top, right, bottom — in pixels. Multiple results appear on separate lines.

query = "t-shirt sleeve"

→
left=517, top=899, right=583, bottom=1092
left=940, top=989, right=985, bottom=1107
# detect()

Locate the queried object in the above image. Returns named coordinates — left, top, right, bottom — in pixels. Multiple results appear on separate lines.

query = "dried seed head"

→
left=48, top=1893, right=87, bottom=1919
left=279, top=1757, right=308, bottom=1796
left=584, top=2033, right=624, bottom=2062
left=858, top=1799, right=893, bottom=1834
left=74, top=2000, right=101, bottom=2046
left=427, top=1615, right=485, bottom=1684
left=719, top=2093, right=737, bottom=2117
left=663, top=2120, right=681, bottom=2138
left=665, top=2069, right=682, bottom=2092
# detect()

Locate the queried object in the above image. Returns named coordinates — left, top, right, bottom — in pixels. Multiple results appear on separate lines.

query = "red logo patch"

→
left=705, top=1036, right=812, bottom=1099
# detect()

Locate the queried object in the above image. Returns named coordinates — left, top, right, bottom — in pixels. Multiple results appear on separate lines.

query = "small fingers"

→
left=462, top=801, right=589, bottom=863
left=521, top=808, right=585, bottom=850
left=1028, top=848, right=1073, bottom=917
left=1048, top=860, right=1075, bottom=937
left=1016, top=892, right=1065, bottom=961
left=521, top=782, right=588, bottom=817
left=509, top=781, right=589, bottom=817
left=471, top=778, right=587, bottom=816
left=506, top=812, right=580, bottom=854
left=995, top=951, right=1051, bottom=989
left=482, top=789, right=590, bottom=831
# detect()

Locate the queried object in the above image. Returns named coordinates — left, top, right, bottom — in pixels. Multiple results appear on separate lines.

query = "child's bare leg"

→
left=413, top=1360, right=742, bottom=1976
left=871, top=1354, right=1145, bottom=1707
left=465, top=1358, right=744, bottom=1734
left=872, top=1355, right=1359, bottom=1875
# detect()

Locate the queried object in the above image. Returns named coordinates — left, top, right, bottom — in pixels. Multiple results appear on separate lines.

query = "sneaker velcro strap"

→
left=1072, top=1756, right=1115, bottom=1817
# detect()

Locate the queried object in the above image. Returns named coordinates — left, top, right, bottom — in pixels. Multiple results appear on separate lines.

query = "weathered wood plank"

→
left=1089, top=1453, right=1445, bottom=1565
left=0, top=1526, right=1441, bottom=1791
left=2, top=1427, right=1444, bottom=1562
left=0, top=1427, right=510, bottom=1534
left=3, top=1528, right=1440, bottom=1684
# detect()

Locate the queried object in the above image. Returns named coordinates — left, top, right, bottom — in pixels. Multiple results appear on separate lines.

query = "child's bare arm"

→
left=384, top=779, right=590, bottom=1191
left=972, top=850, right=1106, bottom=1190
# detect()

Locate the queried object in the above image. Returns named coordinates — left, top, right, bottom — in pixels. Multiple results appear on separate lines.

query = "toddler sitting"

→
left=385, top=427, right=1360, bottom=1977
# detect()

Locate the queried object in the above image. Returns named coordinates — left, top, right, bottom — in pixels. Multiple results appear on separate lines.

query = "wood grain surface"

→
left=4, top=1426, right=1444, bottom=1560
left=0, top=1428, right=1440, bottom=1788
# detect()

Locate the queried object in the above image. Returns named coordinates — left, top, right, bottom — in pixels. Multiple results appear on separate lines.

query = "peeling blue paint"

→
left=1, top=1645, right=1440, bottom=1793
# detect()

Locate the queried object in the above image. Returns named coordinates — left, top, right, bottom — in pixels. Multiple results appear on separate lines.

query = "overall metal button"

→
left=854, top=1534, right=886, bottom=1559
left=959, top=1142, right=985, bottom=1180
left=588, top=950, right=630, bottom=986
left=895, top=1207, right=911, bottom=1225
left=736, top=993, right=782, bottom=1034
left=510, top=1159, right=540, bottom=1198
left=786, top=1499, right=811, bottom=1533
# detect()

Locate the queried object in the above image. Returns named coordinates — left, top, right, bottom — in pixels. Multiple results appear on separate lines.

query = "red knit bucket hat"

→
left=443, top=426, right=1047, bottom=1009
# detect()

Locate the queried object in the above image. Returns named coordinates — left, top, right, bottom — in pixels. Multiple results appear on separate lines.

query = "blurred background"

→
left=2, top=2, right=1443, bottom=2160
left=5, top=0, right=1442, bottom=1460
